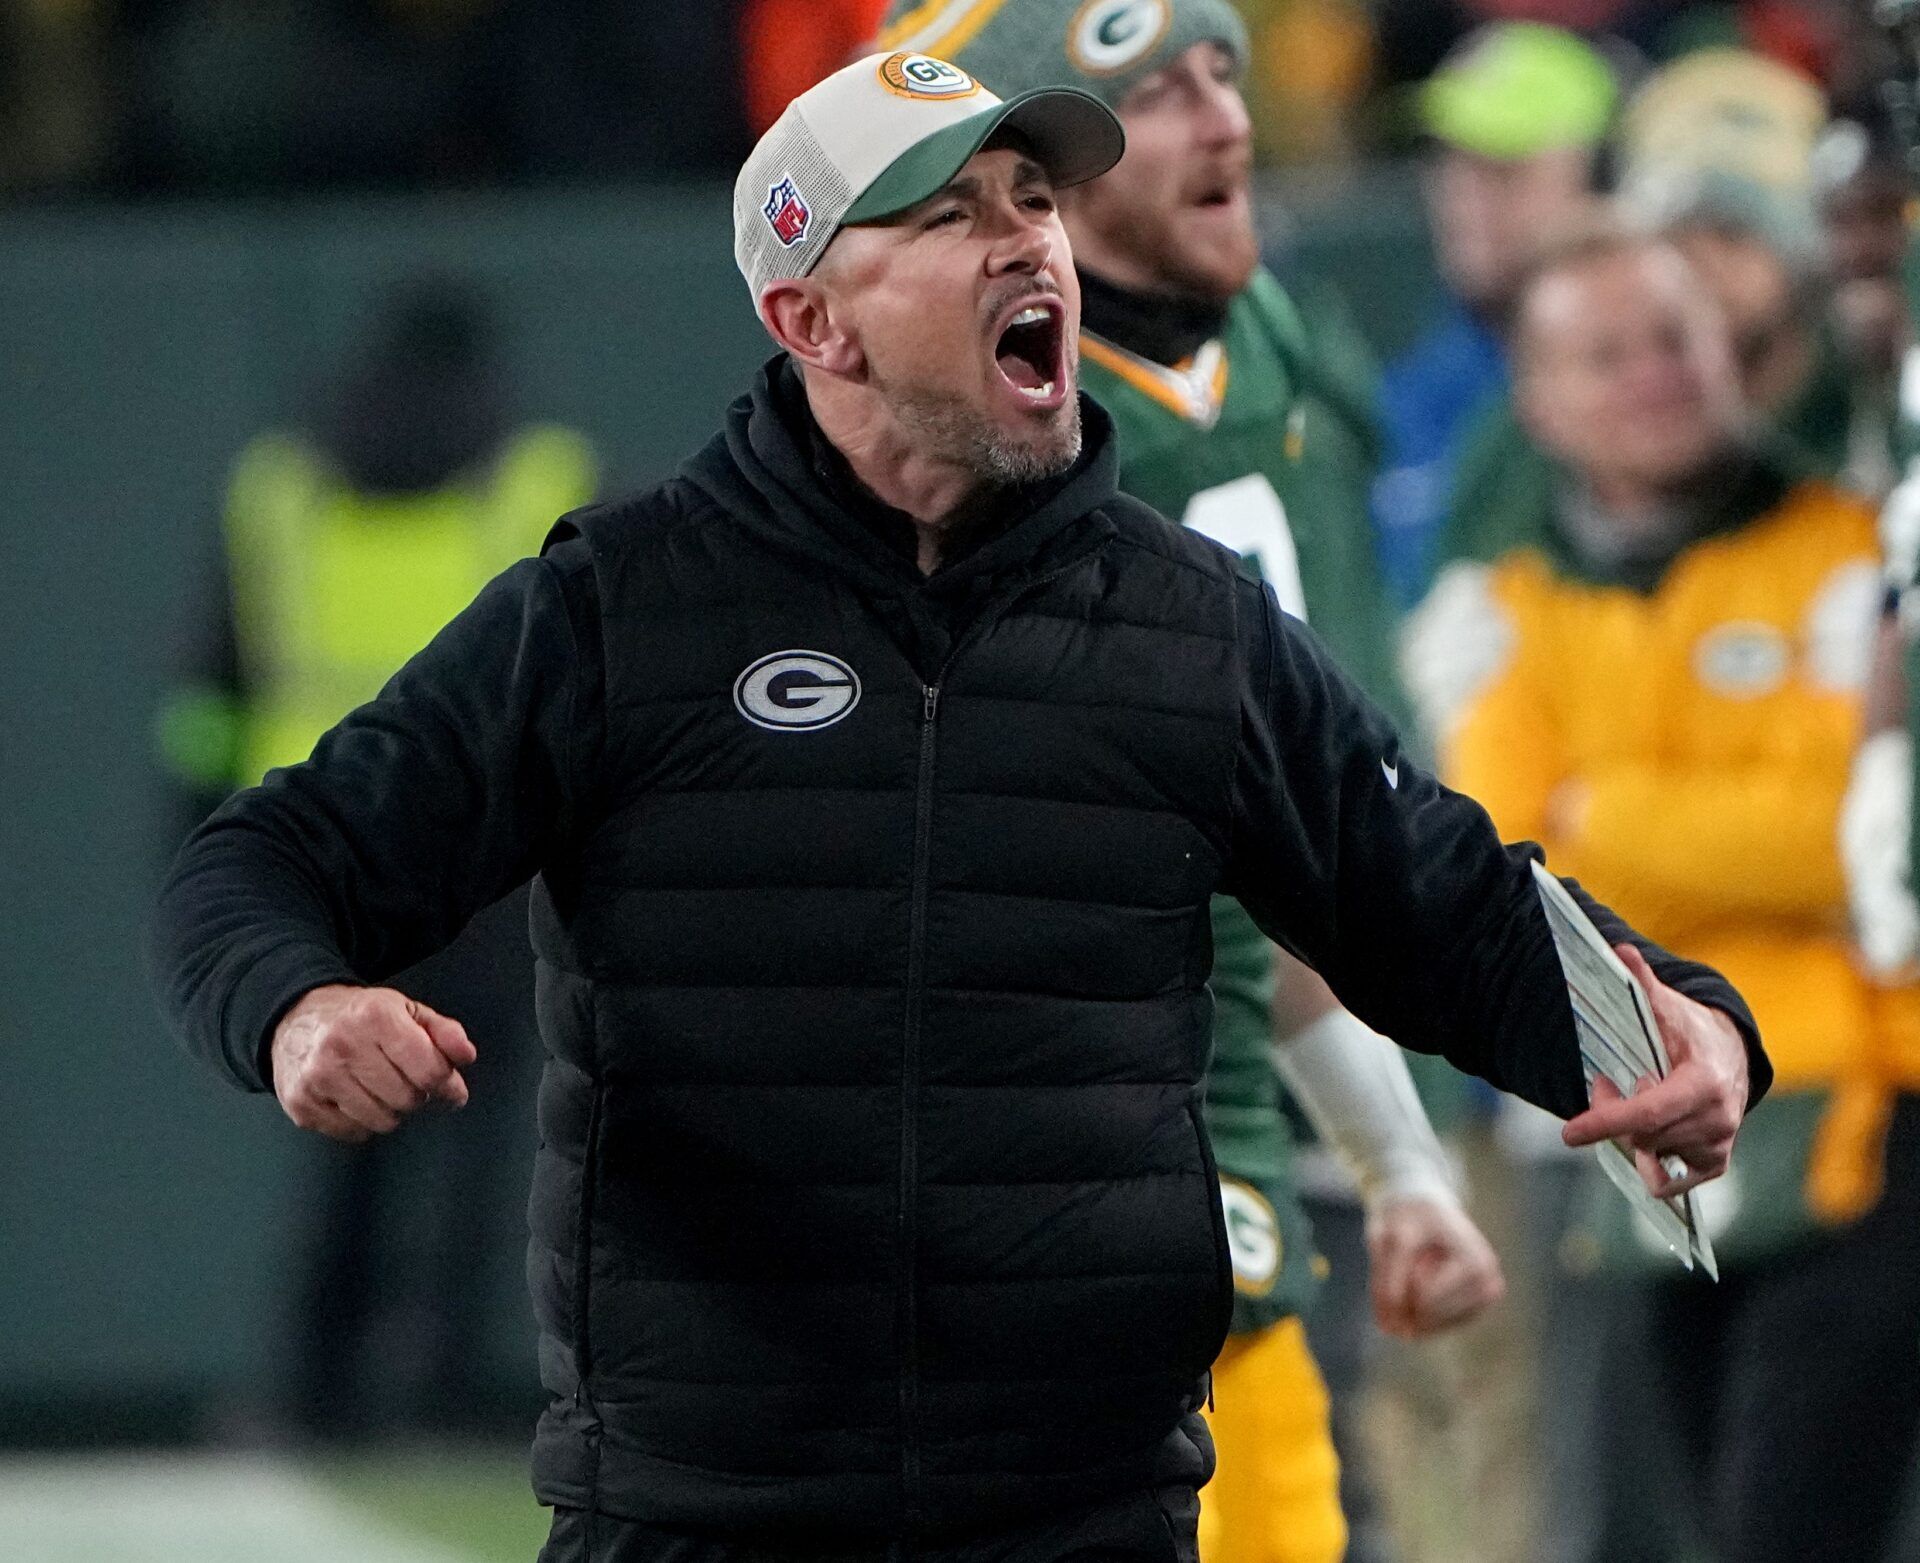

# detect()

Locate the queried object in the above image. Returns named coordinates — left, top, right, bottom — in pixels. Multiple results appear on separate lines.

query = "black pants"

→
left=1648, top=1097, right=1920, bottom=1563
left=537, top=1487, right=1202, bottom=1563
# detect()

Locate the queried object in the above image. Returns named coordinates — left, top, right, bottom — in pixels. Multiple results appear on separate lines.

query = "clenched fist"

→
left=1367, top=1195, right=1506, bottom=1341
left=270, top=984, right=477, bottom=1142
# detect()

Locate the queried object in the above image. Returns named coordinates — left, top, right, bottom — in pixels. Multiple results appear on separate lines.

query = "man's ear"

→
left=759, top=279, right=862, bottom=377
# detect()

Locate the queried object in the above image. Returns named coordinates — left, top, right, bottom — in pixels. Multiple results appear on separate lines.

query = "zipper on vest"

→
left=893, top=558, right=1098, bottom=1531
left=898, top=678, right=941, bottom=1532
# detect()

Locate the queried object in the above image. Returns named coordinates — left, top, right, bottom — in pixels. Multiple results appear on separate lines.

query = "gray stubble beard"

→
left=892, top=385, right=1083, bottom=488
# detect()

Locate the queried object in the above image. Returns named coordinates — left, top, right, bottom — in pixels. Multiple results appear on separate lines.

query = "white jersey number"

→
left=1182, top=473, right=1308, bottom=621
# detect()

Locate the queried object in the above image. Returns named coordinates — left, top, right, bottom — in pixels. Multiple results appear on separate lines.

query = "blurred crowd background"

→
left=0, top=0, right=1905, bottom=193
left=8, top=2, right=1920, bottom=1561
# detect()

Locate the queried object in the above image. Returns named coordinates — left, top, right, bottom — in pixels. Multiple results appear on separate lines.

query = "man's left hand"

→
left=1560, top=943, right=1750, bottom=1199
left=1367, top=1196, right=1506, bottom=1340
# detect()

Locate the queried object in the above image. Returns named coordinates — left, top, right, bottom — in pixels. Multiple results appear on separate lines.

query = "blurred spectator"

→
left=0, top=0, right=1906, bottom=195
left=1407, top=224, right=1920, bottom=1563
left=1617, top=42, right=1827, bottom=189
left=1444, top=46, right=1889, bottom=578
left=1373, top=0, right=1864, bottom=101
left=1814, top=102, right=1915, bottom=495
left=1371, top=22, right=1615, bottom=604
left=1819, top=104, right=1914, bottom=303
left=1619, top=48, right=1901, bottom=497
left=155, top=276, right=597, bottom=1436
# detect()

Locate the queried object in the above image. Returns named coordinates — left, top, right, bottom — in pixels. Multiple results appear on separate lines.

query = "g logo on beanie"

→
left=1067, top=0, right=1173, bottom=74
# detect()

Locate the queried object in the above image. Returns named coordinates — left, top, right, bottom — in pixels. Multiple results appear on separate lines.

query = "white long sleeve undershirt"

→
left=1271, top=1007, right=1460, bottom=1212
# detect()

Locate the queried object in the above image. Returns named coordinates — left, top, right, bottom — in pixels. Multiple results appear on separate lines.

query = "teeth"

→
left=1018, top=380, right=1056, bottom=400
left=1011, top=306, right=1049, bottom=327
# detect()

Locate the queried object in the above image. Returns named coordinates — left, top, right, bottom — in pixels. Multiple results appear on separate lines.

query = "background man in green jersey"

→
left=875, top=5, right=1506, bottom=1560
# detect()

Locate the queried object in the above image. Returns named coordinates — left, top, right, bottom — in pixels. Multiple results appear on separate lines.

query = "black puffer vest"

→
left=526, top=364, right=1245, bottom=1541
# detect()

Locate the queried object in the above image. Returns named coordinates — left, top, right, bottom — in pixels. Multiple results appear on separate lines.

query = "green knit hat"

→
left=876, top=0, right=1251, bottom=109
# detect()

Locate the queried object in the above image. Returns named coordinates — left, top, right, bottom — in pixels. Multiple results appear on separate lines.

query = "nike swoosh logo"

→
left=1381, top=759, right=1399, bottom=789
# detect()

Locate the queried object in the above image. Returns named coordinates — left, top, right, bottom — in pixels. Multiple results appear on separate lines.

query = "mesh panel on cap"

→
left=734, top=109, right=856, bottom=303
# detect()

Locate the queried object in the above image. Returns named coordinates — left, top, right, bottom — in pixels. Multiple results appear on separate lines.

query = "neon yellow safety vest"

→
left=223, top=424, right=596, bottom=785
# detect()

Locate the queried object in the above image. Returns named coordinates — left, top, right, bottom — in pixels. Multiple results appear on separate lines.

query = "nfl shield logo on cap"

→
left=763, top=176, right=811, bottom=248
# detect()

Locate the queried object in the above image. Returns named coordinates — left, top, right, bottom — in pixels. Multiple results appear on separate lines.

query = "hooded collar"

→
left=684, top=356, right=1122, bottom=599
left=1077, top=266, right=1230, bottom=369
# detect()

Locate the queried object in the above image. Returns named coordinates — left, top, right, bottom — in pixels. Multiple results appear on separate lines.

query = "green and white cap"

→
left=734, top=50, right=1123, bottom=304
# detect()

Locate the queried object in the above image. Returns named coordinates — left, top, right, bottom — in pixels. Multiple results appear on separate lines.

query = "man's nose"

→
left=1197, top=76, right=1252, bottom=148
left=987, top=212, right=1056, bottom=278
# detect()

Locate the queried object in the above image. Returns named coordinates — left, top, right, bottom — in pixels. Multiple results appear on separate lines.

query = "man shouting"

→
left=154, top=50, right=1765, bottom=1563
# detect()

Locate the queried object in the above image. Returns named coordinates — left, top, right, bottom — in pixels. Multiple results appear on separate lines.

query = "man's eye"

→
left=1021, top=194, right=1055, bottom=212
left=925, top=208, right=964, bottom=229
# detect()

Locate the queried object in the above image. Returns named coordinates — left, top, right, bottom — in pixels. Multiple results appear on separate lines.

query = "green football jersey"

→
left=1079, top=268, right=1402, bottom=1331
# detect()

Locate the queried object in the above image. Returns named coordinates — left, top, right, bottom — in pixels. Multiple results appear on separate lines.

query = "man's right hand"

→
left=1561, top=946, right=1748, bottom=1198
left=270, top=984, right=476, bottom=1142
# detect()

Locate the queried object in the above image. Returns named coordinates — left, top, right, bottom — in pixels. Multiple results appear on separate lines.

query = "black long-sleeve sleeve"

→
left=1221, top=580, right=1769, bottom=1121
left=149, top=539, right=603, bottom=1093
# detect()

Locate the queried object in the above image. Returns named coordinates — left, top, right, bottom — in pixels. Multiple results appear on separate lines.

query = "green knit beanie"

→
left=876, top=0, right=1251, bottom=110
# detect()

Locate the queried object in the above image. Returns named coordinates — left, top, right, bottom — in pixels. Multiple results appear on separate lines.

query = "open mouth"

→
left=993, top=298, right=1066, bottom=404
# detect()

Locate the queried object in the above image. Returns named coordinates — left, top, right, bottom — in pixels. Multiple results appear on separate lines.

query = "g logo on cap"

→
left=1067, top=0, right=1172, bottom=73
left=878, top=51, right=981, bottom=99
left=734, top=651, right=862, bottom=731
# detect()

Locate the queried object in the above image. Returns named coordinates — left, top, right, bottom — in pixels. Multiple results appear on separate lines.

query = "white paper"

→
left=1531, top=862, right=1718, bottom=1279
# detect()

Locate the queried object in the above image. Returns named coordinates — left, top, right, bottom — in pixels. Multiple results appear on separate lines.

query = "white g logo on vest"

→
left=1067, top=0, right=1173, bottom=73
left=734, top=651, right=862, bottom=731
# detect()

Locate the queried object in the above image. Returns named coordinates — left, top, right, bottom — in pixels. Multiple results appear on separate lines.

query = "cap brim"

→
left=841, top=87, right=1125, bottom=226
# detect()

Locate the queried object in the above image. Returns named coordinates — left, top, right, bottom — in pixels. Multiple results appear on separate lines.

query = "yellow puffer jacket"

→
left=1406, top=478, right=1908, bottom=1218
